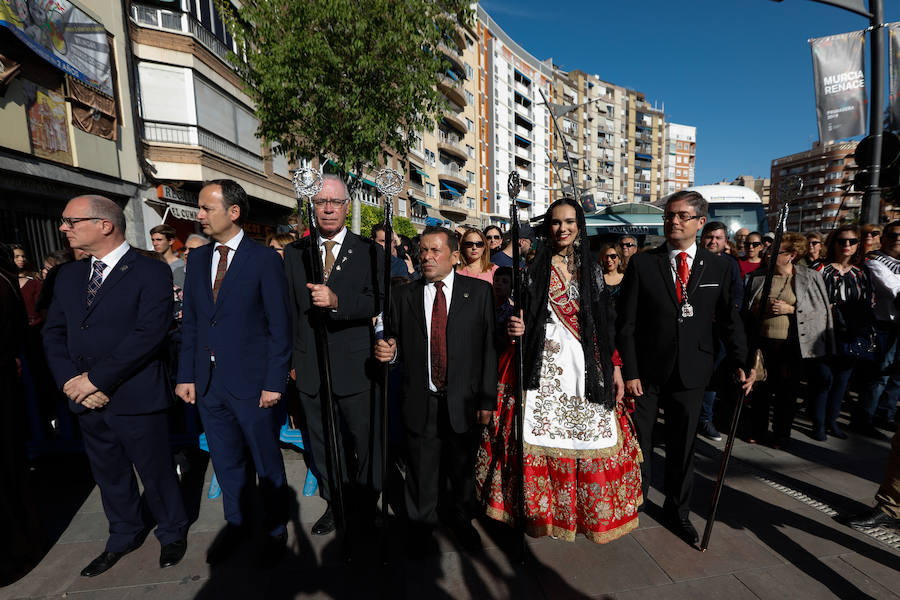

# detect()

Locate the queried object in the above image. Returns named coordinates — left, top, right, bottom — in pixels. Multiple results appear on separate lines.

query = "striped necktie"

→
left=86, top=260, right=106, bottom=307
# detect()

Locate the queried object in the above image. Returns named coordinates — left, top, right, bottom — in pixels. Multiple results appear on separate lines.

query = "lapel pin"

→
left=336, top=265, right=342, bottom=271
left=119, top=265, right=129, bottom=272
left=463, top=292, right=469, bottom=298
left=348, top=248, right=353, bottom=254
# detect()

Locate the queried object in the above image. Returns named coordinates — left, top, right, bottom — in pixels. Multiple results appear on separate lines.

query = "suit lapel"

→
left=655, top=246, right=679, bottom=307
left=77, top=260, right=91, bottom=317
left=202, top=244, right=215, bottom=305
left=447, top=275, right=466, bottom=326
left=84, top=248, right=136, bottom=318
left=326, top=231, right=354, bottom=286
left=213, top=235, right=251, bottom=311
left=410, top=279, right=427, bottom=336
left=687, top=248, right=708, bottom=297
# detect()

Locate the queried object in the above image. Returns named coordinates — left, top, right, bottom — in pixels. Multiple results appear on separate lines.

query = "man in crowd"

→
left=149, top=224, right=185, bottom=287
left=284, top=174, right=384, bottom=536
left=696, top=221, right=744, bottom=442
left=375, top=227, right=497, bottom=553
left=618, top=235, right=638, bottom=268
left=734, top=228, right=750, bottom=258
left=43, top=196, right=188, bottom=576
left=844, top=422, right=900, bottom=529
left=617, top=190, right=753, bottom=546
left=176, top=180, right=291, bottom=565
left=182, top=233, right=210, bottom=262
left=372, top=223, right=410, bottom=278
left=856, top=220, right=900, bottom=438
left=491, top=223, right=534, bottom=268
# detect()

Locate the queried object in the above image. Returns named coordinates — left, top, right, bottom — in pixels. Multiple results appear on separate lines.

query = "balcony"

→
left=143, top=120, right=264, bottom=172
left=515, top=124, right=533, bottom=140
left=439, top=43, right=466, bottom=79
left=515, top=145, right=532, bottom=161
left=437, top=132, right=468, bottom=162
left=442, top=110, right=467, bottom=135
left=514, top=80, right=531, bottom=97
left=131, top=3, right=234, bottom=66
left=439, top=196, right=469, bottom=220
left=438, top=76, right=466, bottom=107
left=438, top=164, right=469, bottom=190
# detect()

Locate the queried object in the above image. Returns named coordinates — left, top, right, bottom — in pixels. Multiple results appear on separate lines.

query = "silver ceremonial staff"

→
left=700, top=175, right=803, bottom=551
left=291, top=166, right=349, bottom=553
left=374, top=167, right=404, bottom=564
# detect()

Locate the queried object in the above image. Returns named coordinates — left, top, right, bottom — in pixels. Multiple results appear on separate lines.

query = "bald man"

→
left=43, top=196, right=188, bottom=577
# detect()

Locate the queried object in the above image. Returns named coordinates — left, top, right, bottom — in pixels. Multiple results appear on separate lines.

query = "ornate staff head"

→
left=375, top=168, right=405, bottom=199
left=507, top=172, right=521, bottom=202
left=292, top=166, right=324, bottom=200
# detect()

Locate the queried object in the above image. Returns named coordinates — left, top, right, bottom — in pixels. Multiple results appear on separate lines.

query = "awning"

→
left=514, top=112, right=534, bottom=127
left=441, top=182, right=461, bottom=197
left=425, top=216, right=445, bottom=226
left=516, top=198, right=533, bottom=205
left=412, top=198, right=432, bottom=208
left=634, top=153, right=652, bottom=161
left=514, top=134, right=532, bottom=146
left=414, top=168, right=430, bottom=179
left=514, top=68, right=531, bottom=84
left=445, top=69, right=459, bottom=81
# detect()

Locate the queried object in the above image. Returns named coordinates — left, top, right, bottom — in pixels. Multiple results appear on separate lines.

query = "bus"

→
left=679, top=185, right=768, bottom=235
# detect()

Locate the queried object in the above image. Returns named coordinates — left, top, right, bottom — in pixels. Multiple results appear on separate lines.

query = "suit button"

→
left=678, top=317, right=683, bottom=324
left=80, top=325, right=88, bottom=330
left=211, top=320, right=216, bottom=327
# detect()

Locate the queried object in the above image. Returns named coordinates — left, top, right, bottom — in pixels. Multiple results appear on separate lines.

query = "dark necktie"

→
left=430, top=280, right=447, bottom=390
left=676, top=251, right=689, bottom=303
left=213, top=246, right=230, bottom=302
left=86, top=260, right=106, bottom=307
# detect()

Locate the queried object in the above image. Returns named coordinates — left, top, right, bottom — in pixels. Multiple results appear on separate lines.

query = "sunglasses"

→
left=837, top=238, right=859, bottom=246
left=808, top=240, right=822, bottom=246
left=745, top=241, right=763, bottom=248
left=864, top=231, right=881, bottom=237
left=485, top=234, right=501, bottom=240
left=462, top=240, right=485, bottom=249
left=604, top=254, right=619, bottom=260
left=620, top=242, right=636, bottom=248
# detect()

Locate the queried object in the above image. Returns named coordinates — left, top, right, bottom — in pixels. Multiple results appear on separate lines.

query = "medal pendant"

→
left=681, top=303, right=694, bottom=318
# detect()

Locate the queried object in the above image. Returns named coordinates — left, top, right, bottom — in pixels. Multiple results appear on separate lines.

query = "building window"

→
left=466, top=145, right=475, bottom=158
left=465, top=90, right=474, bottom=105
left=467, top=170, right=475, bottom=183
left=465, top=63, right=474, bottom=79
left=426, top=183, right=435, bottom=198
left=466, top=118, right=474, bottom=132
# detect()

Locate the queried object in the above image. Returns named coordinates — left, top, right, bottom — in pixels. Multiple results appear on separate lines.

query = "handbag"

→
left=833, top=303, right=878, bottom=361
left=751, top=348, right=767, bottom=383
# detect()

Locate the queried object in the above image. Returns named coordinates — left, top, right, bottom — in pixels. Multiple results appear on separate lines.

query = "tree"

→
left=217, top=0, right=472, bottom=177
left=345, top=203, right=418, bottom=239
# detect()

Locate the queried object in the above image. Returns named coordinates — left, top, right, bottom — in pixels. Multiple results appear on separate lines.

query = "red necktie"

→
left=431, top=281, right=447, bottom=390
left=213, top=246, right=230, bottom=302
left=676, top=251, right=689, bottom=303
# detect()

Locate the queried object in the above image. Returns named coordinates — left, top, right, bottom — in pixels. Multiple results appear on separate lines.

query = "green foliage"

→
left=216, top=0, right=472, bottom=173
left=344, top=203, right=419, bottom=239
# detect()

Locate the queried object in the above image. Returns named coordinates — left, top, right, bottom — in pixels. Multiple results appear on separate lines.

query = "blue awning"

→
left=634, top=153, right=652, bottom=161
left=514, top=68, right=531, bottom=84
left=348, top=172, right=376, bottom=187
left=412, top=199, right=432, bottom=208
left=441, top=182, right=461, bottom=197
left=514, top=134, right=532, bottom=146
left=414, top=168, right=430, bottom=179
left=516, top=198, right=533, bottom=205
left=445, top=69, right=459, bottom=81
left=425, top=217, right=444, bottom=226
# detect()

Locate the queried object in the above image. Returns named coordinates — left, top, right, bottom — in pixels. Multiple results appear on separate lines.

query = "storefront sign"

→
left=0, top=0, right=113, bottom=96
left=167, top=202, right=199, bottom=221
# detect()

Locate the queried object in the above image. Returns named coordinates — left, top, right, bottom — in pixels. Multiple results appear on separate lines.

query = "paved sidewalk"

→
left=2, top=416, right=899, bottom=600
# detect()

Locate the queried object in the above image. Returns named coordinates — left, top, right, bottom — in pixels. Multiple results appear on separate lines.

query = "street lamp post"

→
left=774, top=0, right=884, bottom=224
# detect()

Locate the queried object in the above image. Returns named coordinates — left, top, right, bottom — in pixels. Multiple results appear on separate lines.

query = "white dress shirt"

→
left=423, top=268, right=455, bottom=392
left=667, top=242, right=697, bottom=289
left=90, top=240, right=131, bottom=284
left=210, top=228, right=244, bottom=288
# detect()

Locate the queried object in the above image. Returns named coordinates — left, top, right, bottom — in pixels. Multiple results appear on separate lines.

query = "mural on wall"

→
left=23, top=79, right=73, bottom=164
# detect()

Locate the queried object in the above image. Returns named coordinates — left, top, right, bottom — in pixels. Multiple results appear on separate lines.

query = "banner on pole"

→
left=0, top=0, right=112, bottom=96
left=810, top=31, right=867, bottom=144
left=890, top=23, right=900, bottom=131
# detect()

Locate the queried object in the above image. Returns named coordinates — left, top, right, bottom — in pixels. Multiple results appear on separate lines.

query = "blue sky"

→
left=479, top=0, right=900, bottom=185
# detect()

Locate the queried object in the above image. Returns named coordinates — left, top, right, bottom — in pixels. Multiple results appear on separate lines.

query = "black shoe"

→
left=698, top=421, right=723, bottom=442
left=449, top=518, right=483, bottom=553
left=809, top=429, right=827, bottom=442
left=312, top=507, right=335, bottom=536
left=853, top=423, right=888, bottom=441
left=80, top=549, right=134, bottom=577
left=159, top=539, right=187, bottom=569
left=206, top=523, right=248, bottom=566
left=843, top=507, right=900, bottom=529
left=257, top=531, right=288, bottom=567
left=665, top=514, right=699, bottom=546
left=826, top=424, right=848, bottom=440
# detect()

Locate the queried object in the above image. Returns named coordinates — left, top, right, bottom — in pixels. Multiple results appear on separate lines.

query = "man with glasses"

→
left=176, top=180, right=292, bottom=565
left=44, top=196, right=189, bottom=576
left=617, top=190, right=753, bottom=547
left=618, top=235, right=639, bottom=268
left=734, top=228, right=750, bottom=258
left=284, top=174, right=385, bottom=536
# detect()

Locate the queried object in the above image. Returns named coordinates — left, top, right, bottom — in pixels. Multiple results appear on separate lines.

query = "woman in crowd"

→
left=266, top=232, right=295, bottom=259
left=745, top=232, right=832, bottom=448
left=860, top=224, right=881, bottom=259
left=483, top=225, right=503, bottom=255
left=598, top=242, right=625, bottom=309
left=739, top=232, right=765, bottom=279
left=398, top=234, right=419, bottom=279
left=811, top=226, right=871, bottom=440
left=457, top=228, right=498, bottom=284
left=802, top=231, right=824, bottom=267
left=34, top=249, right=74, bottom=317
left=476, top=198, right=642, bottom=544
left=11, top=244, right=41, bottom=327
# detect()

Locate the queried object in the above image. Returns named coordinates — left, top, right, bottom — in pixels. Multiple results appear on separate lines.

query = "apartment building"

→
left=623, top=90, right=666, bottom=205
left=0, top=0, right=145, bottom=258
left=476, top=5, right=553, bottom=225
left=663, top=123, right=696, bottom=195
left=770, top=142, right=860, bottom=233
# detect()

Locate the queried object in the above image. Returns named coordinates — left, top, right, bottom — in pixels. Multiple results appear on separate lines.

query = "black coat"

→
left=616, top=244, right=747, bottom=389
left=284, top=231, right=384, bottom=397
left=389, top=273, right=498, bottom=434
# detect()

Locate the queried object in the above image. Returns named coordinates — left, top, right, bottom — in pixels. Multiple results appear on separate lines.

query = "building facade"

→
left=663, top=123, right=696, bottom=196
left=770, top=142, right=860, bottom=233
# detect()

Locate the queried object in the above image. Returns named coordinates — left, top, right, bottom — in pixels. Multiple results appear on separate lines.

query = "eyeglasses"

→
left=485, top=234, right=501, bottom=240
left=837, top=238, right=859, bottom=246
left=60, top=216, right=101, bottom=228
left=620, top=242, right=636, bottom=248
left=462, top=240, right=485, bottom=249
left=808, top=240, right=822, bottom=246
left=663, top=211, right=700, bottom=222
left=745, top=241, right=763, bottom=248
left=864, top=231, right=881, bottom=237
left=312, top=198, right=349, bottom=207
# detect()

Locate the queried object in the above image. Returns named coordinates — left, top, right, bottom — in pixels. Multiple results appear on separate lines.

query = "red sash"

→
left=548, top=265, right=580, bottom=342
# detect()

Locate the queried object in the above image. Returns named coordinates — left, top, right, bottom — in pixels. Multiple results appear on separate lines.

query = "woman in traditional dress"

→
left=475, top=198, right=643, bottom=544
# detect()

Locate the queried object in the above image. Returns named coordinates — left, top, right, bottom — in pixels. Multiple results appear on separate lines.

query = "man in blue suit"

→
left=43, top=195, right=188, bottom=577
left=176, top=179, right=292, bottom=566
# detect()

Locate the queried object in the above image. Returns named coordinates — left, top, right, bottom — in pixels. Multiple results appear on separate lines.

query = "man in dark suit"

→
left=375, top=226, right=497, bottom=552
left=175, top=180, right=292, bottom=565
left=43, top=195, right=188, bottom=576
left=284, top=174, right=383, bottom=536
left=616, top=190, right=754, bottom=546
